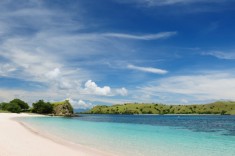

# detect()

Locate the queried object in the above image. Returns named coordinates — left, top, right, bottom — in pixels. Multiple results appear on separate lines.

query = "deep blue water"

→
left=77, top=114, right=235, bottom=136
left=18, top=115, right=235, bottom=156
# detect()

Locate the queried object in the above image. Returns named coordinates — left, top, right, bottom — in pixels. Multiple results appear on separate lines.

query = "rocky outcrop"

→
left=52, top=100, right=74, bottom=117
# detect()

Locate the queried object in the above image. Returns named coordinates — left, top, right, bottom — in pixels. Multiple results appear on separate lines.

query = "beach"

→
left=0, top=113, right=112, bottom=156
left=1, top=113, right=234, bottom=156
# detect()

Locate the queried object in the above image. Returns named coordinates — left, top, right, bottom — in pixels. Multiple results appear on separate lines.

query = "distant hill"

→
left=74, top=108, right=89, bottom=113
left=85, top=101, right=235, bottom=115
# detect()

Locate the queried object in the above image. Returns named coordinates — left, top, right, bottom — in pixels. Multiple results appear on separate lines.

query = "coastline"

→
left=0, top=113, right=115, bottom=156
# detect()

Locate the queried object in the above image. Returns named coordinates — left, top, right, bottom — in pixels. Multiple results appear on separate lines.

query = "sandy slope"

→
left=0, top=113, right=113, bottom=156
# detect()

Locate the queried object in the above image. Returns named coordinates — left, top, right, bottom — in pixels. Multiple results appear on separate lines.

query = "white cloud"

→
left=77, top=100, right=93, bottom=109
left=83, top=80, right=128, bottom=97
left=46, top=68, right=61, bottom=79
left=0, top=87, right=131, bottom=106
left=139, top=72, right=235, bottom=103
left=203, top=51, right=235, bottom=60
left=0, top=0, right=176, bottom=105
left=84, top=80, right=111, bottom=96
left=57, top=79, right=73, bottom=90
left=0, top=63, right=17, bottom=76
left=116, top=0, right=228, bottom=6
left=103, top=32, right=177, bottom=40
left=114, top=0, right=232, bottom=14
left=67, top=98, right=94, bottom=109
left=127, top=64, right=168, bottom=74
left=180, top=99, right=189, bottom=104
left=146, top=0, right=224, bottom=6
left=115, top=87, right=128, bottom=96
left=0, top=34, right=129, bottom=101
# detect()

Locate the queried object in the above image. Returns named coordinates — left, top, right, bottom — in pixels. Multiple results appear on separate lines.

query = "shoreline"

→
left=84, top=113, right=228, bottom=115
left=0, top=113, right=115, bottom=156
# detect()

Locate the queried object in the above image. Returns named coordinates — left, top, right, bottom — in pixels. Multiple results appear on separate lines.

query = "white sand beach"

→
left=0, top=113, right=114, bottom=156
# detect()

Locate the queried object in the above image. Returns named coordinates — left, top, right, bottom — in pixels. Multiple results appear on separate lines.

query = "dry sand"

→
left=0, top=113, right=114, bottom=156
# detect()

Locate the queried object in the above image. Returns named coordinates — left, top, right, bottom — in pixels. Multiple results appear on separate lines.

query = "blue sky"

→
left=1, top=0, right=235, bottom=108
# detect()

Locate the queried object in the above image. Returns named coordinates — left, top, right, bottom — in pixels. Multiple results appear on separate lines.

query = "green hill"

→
left=86, top=101, right=235, bottom=115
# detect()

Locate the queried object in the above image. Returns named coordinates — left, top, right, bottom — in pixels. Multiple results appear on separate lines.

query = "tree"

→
left=32, top=100, right=53, bottom=114
left=1, top=102, right=9, bottom=110
left=10, top=99, right=29, bottom=110
left=221, top=110, right=227, bottom=115
left=6, top=103, right=21, bottom=113
left=1, top=102, right=21, bottom=113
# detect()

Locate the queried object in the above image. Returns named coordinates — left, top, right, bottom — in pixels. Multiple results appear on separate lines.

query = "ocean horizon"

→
left=18, top=115, right=235, bottom=156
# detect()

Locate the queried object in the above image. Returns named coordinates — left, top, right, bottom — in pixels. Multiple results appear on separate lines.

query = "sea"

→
left=17, top=115, right=235, bottom=156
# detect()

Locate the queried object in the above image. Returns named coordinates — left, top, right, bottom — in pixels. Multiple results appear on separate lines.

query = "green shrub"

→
left=1, top=102, right=21, bottom=113
left=1, top=102, right=9, bottom=110
left=220, top=110, right=227, bottom=115
left=10, top=99, right=29, bottom=110
left=32, top=100, right=53, bottom=114
left=0, top=99, right=29, bottom=113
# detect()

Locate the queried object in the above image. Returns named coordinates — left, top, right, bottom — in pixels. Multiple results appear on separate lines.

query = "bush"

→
left=10, top=99, right=29, bottom=110
left=221, top=110, right=227, bottom=115
left=1, top=102, right=9, bottom=110
left=32, top=100, right=53, bottom=114
left=0, top=99, right=29, bottom=113
left=1, top=102, right=21, bottom=113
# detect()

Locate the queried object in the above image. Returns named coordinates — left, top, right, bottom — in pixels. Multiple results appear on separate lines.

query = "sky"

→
left=1, top=0, right=235, bottom=109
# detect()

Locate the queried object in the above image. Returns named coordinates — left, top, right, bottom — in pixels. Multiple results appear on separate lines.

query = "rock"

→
left=52, top=100, right=74, bottom=117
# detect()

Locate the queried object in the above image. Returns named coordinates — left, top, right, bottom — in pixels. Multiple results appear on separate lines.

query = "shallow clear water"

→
left=18, top=115, right=235, bottom=156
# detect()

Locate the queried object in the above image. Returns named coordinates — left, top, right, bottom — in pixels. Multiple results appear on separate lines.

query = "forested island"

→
left=0, top=99, right=74, bottom=116
left=86, top=101, right=235, bottom=115
left=2, top=99, right=235, bottom=115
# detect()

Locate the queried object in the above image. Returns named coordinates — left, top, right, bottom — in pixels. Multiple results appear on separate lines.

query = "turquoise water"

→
left=18, top=115, right=235, bottom=156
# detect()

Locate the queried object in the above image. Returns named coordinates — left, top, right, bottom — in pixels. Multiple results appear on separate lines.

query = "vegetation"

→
left=0, top=98, right=74, bottom=116
left=32, top=100, right=53, bottom=114
left=0, top=99, right=29, bottom=113
left=0, top=109, right=10, bottom=113
left=10, top=99, right=29, bottom=110
left=86, top=101, right=235, bottom=115
left=51, top=100, right=74, bottom=116
left=1, top=98, right=235, bottom=116
left=0, top=102, right=21, bottom=113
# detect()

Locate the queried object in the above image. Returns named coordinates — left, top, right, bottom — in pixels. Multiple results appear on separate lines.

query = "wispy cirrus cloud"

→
left=0, top=0, right=132, bottom=104
left=136, top=72, right=235, bottom=103
left=144, top=0, right=227, bottom=6
left=0, top=63, right=17, bottom=76
left=115, top=0, right=229, bottom=6
left=2, top=0, right=234, bottom=107
left=114, top=0, right=233, bottom=14
left=127, top=64, right=168, bottom=74
left=103, top=32, right=177, bottom=40
left=202, top=51, right=235, bottom=60
left=0, top=0, right=173, bottom=105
